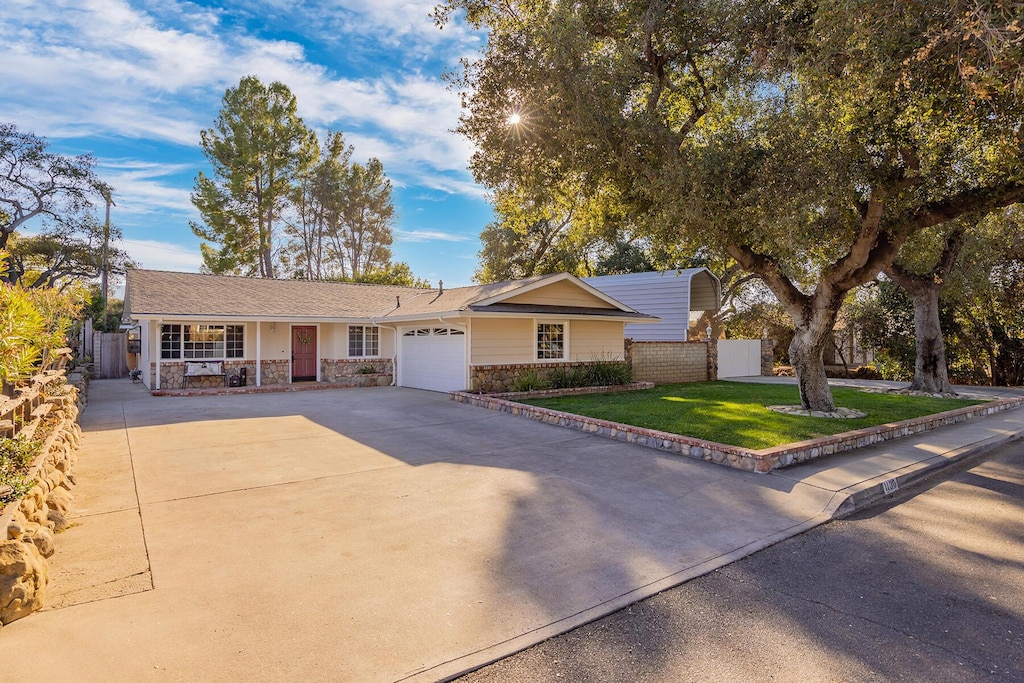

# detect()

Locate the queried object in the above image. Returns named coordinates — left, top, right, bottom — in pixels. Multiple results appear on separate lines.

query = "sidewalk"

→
left=0, top=379, right=1021, bottom=681
left=728, top=375, right=1024, bottom=513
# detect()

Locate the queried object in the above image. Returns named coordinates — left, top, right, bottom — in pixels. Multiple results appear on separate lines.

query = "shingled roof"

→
left=124, top=270, right=420, bottom=319
left=124, top=269, right=656, bottom=321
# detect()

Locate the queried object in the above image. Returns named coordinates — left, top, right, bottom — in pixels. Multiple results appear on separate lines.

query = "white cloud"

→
left=98, top=160, right=196, bottom=216
left=396, top=229, right=471, bottom=242
left=122, top=238, right=203, bottom=272
left=0, top=0, right=485, bottom=198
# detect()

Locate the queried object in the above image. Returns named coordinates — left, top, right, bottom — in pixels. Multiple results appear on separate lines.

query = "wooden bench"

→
left=183, top=362, right=227, bottom=389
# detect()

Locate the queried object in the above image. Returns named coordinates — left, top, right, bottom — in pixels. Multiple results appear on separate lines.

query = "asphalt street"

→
left=457, top=442, right=1024, bottom=682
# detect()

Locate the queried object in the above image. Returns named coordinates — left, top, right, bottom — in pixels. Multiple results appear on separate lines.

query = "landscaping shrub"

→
left=549, top=365, right=587, bottom=389
left=512, top=369, right=549, bottom=392
left=0, top=435, right=42, bottom=505
left=582, top=360, right=632, bottom=386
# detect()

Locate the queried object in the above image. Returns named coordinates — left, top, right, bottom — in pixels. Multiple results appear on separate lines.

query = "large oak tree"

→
left=0, top=122, right=108, bottom=252
left=437, top=0, right=1024, bottom=410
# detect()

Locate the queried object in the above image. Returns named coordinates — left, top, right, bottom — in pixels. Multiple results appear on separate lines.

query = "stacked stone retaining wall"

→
left=0, top=371, right=83, bottom=628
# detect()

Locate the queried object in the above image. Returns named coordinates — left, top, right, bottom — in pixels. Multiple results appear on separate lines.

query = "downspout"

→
left=370, top=319, right=399, bottom=386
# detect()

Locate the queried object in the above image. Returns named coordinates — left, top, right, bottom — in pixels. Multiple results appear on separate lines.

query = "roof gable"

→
left=470, top=273, right=634, bottom=311
left=499, top=279, right=618, bottom=309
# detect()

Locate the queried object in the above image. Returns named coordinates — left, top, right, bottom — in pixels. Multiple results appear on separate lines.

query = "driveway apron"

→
left=0, top=380, right=840, bottom=681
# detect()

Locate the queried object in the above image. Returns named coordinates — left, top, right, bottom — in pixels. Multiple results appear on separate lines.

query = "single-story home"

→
left=582, top=269, right=722, bottom=341
left=122, top=269, right=657, bottom=393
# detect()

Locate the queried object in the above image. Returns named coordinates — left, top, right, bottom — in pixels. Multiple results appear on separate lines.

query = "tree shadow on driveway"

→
left=34, top=382, right=854, bottom=682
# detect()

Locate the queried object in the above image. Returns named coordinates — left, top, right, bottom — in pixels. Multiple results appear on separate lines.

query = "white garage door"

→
left=399, top=327, right=467, bottom=392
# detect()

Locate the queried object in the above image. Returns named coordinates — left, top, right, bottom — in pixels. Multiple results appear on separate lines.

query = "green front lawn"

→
left=521, top=382, right=983, bottom=450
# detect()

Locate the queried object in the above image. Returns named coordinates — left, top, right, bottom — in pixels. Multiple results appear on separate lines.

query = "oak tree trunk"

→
left=908, top=288, right=953, bottom=393
left=885, top=229, right=963, bottom=395
left=788, top=313, right=838, bottom=412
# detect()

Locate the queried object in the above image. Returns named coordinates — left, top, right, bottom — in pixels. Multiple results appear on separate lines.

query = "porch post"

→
left=154, top=319, right=162, bottom=390
left=255, top=320, right=262, bottom=387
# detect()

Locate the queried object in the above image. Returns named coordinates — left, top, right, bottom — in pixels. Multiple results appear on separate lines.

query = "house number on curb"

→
left=881, top=478, right=900, bottom=495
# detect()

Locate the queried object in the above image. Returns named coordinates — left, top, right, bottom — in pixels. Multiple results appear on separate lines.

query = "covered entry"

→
left=399, top=326, right=467, bottom=392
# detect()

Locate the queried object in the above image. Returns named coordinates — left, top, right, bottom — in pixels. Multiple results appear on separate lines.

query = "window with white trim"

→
left=160, top=324, right=243, bottom=360
left=536, top=322, right=565, bottom=360
left=348, top=325, right=380, bottom=357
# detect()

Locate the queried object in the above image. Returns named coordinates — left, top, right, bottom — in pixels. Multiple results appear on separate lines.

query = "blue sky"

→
left=0, top=0, right=492, bottom=287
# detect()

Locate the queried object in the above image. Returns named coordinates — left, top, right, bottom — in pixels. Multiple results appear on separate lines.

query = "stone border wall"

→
left=450, top=391, right=1024, bottom=474
left=1, top=371, right=82, bottom=628
left=625, top=340, right=713, bottom=384
left=485, top=382, right=654, bottom=401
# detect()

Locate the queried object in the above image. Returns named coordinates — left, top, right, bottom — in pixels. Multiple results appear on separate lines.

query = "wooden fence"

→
left=94, top=332, right=128, bottom=379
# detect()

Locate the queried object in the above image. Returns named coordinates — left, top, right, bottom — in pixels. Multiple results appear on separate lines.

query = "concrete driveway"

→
left=0, top=381, right=846, bottom=681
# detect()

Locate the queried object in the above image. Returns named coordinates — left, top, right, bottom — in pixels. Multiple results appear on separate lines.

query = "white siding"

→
left=585, top=270, right=720, bottom=342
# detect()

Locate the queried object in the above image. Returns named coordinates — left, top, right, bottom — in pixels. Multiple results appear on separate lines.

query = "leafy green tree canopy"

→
left=437, top=0, right=1024, bottom=410
left=0, top=122, right=109, bottom=251
left=192, top=76, right=317, bottom=278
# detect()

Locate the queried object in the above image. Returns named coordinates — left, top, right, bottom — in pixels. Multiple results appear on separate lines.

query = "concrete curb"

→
left=424, top=508, right=839, bottom=683
left=828, top=424, right=1024, bottom=519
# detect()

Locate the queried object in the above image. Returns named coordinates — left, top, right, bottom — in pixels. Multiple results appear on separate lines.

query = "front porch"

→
left=150, top=373, right=392, bottom=397
left=148, top=355, right=393, bottom=391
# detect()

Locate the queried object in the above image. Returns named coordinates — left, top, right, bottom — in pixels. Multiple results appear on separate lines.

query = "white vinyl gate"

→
left=717, top=339, right=762, bottom=378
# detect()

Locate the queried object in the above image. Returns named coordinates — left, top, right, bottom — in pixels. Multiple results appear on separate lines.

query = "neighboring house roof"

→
left=124, top=269, right=657, bottom=322
left=584, top=269, right=721, bottom=341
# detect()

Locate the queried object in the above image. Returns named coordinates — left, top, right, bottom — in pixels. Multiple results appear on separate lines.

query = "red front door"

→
left=291, top=326, right=317, bottom=381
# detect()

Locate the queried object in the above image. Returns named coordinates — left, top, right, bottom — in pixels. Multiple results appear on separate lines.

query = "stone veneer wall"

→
left=153, top=361, right=256, bottom=389
left=152, top=359, right=393, bottom=389
left=450, top=392, right=1024, bottom=473
left=259, top=360, right=290, bottom=385
left=1, top=372, right=82, bottom=628
left=761, top=339, right=774, bottom=376
left=321, top=359, right=393, bottom=387
left=625, top=340, right=713, bottom=384
left=471, top=362, right=616, bottom=394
